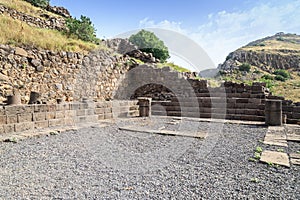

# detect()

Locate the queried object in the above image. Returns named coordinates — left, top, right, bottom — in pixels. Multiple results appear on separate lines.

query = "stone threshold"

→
left=118, top=125, right=206, bottom=139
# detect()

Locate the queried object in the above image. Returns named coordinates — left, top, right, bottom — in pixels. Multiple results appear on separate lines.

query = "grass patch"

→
left=157, top=62, right=190, bottom=72
left=0, top=15, right=100, bottom=52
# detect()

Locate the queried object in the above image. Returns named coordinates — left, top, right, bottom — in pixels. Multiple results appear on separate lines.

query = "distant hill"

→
left=217, top=33, right=300, bottom=102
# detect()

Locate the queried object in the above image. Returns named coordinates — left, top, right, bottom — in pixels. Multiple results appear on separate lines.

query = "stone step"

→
left=151, top=111, right=265, bottom=121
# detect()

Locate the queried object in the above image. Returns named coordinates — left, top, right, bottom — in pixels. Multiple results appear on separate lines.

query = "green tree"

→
left=25, top=0, right=50, bottom=8
left=129, top=29, right=170, bottom=62
left=66, top=15, right=99, bottom=43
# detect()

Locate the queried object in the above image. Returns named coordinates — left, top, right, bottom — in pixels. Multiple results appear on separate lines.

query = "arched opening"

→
left=131, top=83, right=176, bottom=101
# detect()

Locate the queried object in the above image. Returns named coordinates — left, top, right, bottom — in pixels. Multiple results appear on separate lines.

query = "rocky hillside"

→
left=218, top=33, right=300, bottom=102
left=219, top=33, right=300, bottom=73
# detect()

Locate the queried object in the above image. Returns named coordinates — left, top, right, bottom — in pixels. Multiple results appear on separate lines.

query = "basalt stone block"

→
left=265, top=100, right=282, bottom=126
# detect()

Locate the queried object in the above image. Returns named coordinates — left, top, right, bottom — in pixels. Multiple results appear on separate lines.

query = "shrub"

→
left=66, top=15, right=99, bottom=43
left=25, top=0, right=49, bottom=8
left=261, top=74, right=274, bottom=80
left=129, top=29, right=170, bottom=62
left=239, top=63, right=251, bottom=72
left=275, top=75, right=286, bottom=82
left=273, top=69, right=290, bottom=79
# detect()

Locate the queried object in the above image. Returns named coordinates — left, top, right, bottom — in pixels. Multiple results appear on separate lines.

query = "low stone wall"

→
left=0, top=100, right=139, bottom=134
left=0, top=4, right=66, bottom=31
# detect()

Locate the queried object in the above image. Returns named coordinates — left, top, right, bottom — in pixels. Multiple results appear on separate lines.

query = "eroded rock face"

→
left=104, top=38, right=160, bottom=63
left=219, top=50, right=300, bottom=73
left=46, top=5, right=71, bottom=18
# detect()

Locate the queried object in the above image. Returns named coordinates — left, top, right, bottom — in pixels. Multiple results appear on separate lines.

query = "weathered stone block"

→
left=76, top=109, right=86, bottom=116
left=86, top=109, right=95, bottom=116
left=34, top=104, right=48, bottom=112
left=33, top=112, right=46, bottom=121
left=17, top=114, right=33, bottom=123
left=34, top=121, right=49, bottom=129
left=46, top=112, right=55, bottom=120
left=56, top=104, right=69, bottom=111
left=47, top=104, right=56, bottom=112
left=95, top=108, right=105, bottom=115
left=104, top=113, right=113, bottom=119
left=0, top=115, right=7, bottom=124
left=15, top=122, right=34, bottom=132
left=3, top=124, right=15, bottom=133
left=65, top=110, right=76, bottom=118
left=49, top=119, right=64, bottom=127
left=7, top=115, right=18, bottom=124
left=64, top=118, right=75, bottom=126
left=0, top=125, right=4, bottom=134
left=98, top=114, right=105, bottom=120
left=55, top=111, right=65, bottom=119
left=69, top=103, right=81, bottom=110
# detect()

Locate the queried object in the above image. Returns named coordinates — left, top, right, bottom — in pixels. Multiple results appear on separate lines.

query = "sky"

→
left=51, top=0, right=300, bottom=71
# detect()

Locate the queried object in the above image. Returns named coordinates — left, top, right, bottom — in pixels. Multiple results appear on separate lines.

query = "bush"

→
left=129, top=29, right=170, bottom=62
left=261, top=74, right=274, bottom=80
left=275, top=75, right=286, bottom=82
left=66, top=15, right=99, bottom=43
left=259, top=78, right=275, bottom=89
left=239, top=63, right=251, bottom=72
left=273, top=69, right=290, bottom=79
left=25, top=0, right=49, bottom=8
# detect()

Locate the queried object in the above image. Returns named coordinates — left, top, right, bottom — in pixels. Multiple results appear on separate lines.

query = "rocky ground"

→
left=0, top=117, right=299, bottom=199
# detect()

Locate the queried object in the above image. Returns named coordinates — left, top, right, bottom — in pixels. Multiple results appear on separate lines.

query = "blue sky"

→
left=51, top=0, right=300, bottom=70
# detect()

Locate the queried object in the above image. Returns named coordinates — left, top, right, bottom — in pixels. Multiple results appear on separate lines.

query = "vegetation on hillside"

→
left=129, top=29, right=170, bottom=63
left=219, top=63, right=299, bottom=102
left=0, top=15, right=98, bottom=52
left=66, top=15, right=100, bottom=44
left=0, top=0, right=102, bottom=52
left=24, top=0, right=49, bottom=8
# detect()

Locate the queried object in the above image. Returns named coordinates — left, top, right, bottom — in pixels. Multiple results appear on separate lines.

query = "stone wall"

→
left=0, top=45, right=133, bottom=104
left=0, top=100, right=138, bottom=134
left=0, top=4, right=66, bottom=31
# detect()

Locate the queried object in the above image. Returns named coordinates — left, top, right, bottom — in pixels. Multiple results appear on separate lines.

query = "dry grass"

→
left=240, top=35, right=300, bottom=56
left=0, top=15, right=99, bottom=52
left=271, top=72, right=300, bottom=102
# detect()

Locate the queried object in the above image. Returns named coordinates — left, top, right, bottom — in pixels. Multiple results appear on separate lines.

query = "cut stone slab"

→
left=268, top=126, right=285, bottom=131
left=287, top=134, right=300, bottom=142
left=260, top=150, right=290, bottom=167
left=289, top=153, right=300, bottom=159
left=119, top=125, right=206, bottom=139
left=263, top=132, right=288, bottom=147
left=290, top=159, right=300, bottom=166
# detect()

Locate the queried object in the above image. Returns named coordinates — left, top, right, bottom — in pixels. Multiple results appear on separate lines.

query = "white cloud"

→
left=139, top=1, right=300, bottom=68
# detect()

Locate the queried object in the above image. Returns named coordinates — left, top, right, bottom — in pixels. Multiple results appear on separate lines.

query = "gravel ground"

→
left=0, top=117, right=299, bottom=199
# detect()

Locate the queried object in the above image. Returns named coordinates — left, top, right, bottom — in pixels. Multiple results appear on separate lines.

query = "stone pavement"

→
left=260, top=125, right=300, bottom=167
